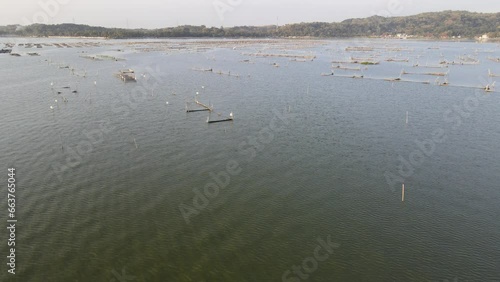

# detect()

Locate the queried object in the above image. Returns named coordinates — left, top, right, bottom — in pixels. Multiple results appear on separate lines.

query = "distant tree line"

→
left=1, top=11, right=498, bottom=39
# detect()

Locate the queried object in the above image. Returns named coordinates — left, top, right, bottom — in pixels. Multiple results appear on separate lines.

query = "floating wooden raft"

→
left=186, top=99, right=213, bottom=112
left=402, top=69, right=449, bottom=76
left=187, top=108, right=210, bottom=113
left=195, top=99, right=213, bottom=111
left=116, top=69, right=136, bottom=82
left=207, top=113, right=234, bottom=124
left=242, top=53, right=316, bottom=60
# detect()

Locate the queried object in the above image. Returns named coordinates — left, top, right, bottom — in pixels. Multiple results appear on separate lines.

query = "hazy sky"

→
left=2, top=0, right=497, bottom=28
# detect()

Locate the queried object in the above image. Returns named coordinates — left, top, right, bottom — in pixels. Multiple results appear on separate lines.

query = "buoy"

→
left=166, top=101, right=169, bottom=105
left=50, top=106, right=54, bottom=110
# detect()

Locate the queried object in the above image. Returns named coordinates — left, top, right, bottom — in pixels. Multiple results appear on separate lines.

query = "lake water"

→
left=0, top=38, right=499, bottom=282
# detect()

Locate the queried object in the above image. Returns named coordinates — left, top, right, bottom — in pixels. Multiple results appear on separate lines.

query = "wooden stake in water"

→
left=406, top=111, right=409, bottom=125
left=402, top=184, right=405, bottom=202
left=133, top=138, right=138, bottom=149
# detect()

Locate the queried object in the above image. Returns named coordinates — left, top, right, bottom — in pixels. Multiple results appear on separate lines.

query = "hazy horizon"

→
left=1, top=0, right=498, bottom=29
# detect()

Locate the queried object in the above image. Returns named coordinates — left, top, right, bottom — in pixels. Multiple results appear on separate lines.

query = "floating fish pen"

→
left=331, top=60, right=354, bottom=64
left=412, top=63, right=448, bottom=68
left=191, top=67, right=213, bottom=72
left=487, top=57, right=500, bottom=63
left=384, top=77, right=402, bottom=82
left=334, top=74, right=364, bottom=79
left=186, top=100, right=212, bottom=113
left=81, top=54, right=125, bottom=61
left=80, top=55, right=104, bottom=61
left=116, top=69, right=137, bottom=82
left=10, top=53, right=21, bottom=57
left=242, top=52, right=316, bottom=60
left=192, top=67, right=240, bottom=77
left=384, top=77, right=430, bottom=84
left=383, top=47, right=414, bottom=52
left=240, top=59, right=254, bottom=64
left=484, top=82, right=496, bottom=92
left=385, top=58, right=409, bottom=62
left=97, top=55, right=124, bottom=61
left=441, top=60, right=479, bottom=66
left=402, top=69, right=449, bottom=76
left=345, top=46, right=374, bottom=52
left=290, top=58, right=312, bottom=62
left=27, top=52, right=40, bottom=56
left=488, top=69, right=500, bottom=77
left=358, top=61, right=379, bottom=65
left=194, top=98, right=214, bottom=112
left=207, top=112, right=234, bottom=124
left=332, top=65, right=361, bottom=71
left=187, top=108, right=211, bottom=113
left=0, top=49, right=12, bottom=54
left=435, top=78, right=449, bottom=86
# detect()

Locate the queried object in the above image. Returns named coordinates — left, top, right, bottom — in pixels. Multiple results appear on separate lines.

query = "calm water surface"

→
left=0, top=38, right=499, bottom=281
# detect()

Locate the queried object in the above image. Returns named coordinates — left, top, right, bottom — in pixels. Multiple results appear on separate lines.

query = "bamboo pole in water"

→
left=402, top=184, right=405, bottom=202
